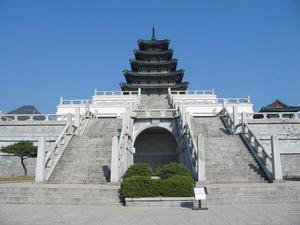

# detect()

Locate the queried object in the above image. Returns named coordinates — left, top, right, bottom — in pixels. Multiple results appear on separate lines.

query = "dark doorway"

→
left=134, top=127, right=178, bottom=170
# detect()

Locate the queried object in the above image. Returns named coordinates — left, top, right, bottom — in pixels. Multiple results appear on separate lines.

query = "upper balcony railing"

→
left=94, top=90, right=139, bottom=96
left=0, top=114, right=69, bottom=122
left=246, top=112, right=300, bottom=121
left=218, top=97, right=251, bottom=104
left=170, top=89, right=215, bottom=95
left=60, top=98, right=93, bottom=105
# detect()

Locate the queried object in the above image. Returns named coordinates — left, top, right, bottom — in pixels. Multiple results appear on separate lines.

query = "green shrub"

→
left=160, top=175, right=195, bottom=197
left=121, top=176, right=160, bottom=198
left=122, top=163, right=152, bottom=180
left=156, top=163, right=191, bottom=179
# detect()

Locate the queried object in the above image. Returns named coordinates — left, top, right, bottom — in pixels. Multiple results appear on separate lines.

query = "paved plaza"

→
left=0, top=203, right=299, bottom=225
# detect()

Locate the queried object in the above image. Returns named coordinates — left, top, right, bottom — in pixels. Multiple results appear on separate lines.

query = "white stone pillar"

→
left=110, top=134, right=119, bottom=183
left=233, top=106, right=239, bottom=132
left=271, top=135, right=283, bottom=181
left=74, top=107, right=80, bottom=128
left=35, top=137, right=46, bottom=183
left=84, top=101, right=89, bottom=113
left=197, top=134, right=206, bottom=183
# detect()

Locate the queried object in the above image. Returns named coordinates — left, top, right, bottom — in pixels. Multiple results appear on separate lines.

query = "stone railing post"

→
left=271, top=135, right=282, bottom=181
left=84, top=101, right=90, bottom=113
left=110, top=134, right=119, bottom=183
left=233, top=106, right=239, bottom=129
left=35, top=137, right=46, bottom=183
left=74, top=108, right=80, bottom=128
left=197, top=134, right=206, bottom=183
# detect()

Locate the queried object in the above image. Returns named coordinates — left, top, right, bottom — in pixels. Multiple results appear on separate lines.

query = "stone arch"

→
left=133, top=126, right=179, bottom=170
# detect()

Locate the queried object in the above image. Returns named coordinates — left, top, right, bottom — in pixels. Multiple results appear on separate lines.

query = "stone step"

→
left=201, top=182, right=300, bottom=205
left=0, top=183, right=121, bottom=205
left=191, top=116, right=267, bottom=183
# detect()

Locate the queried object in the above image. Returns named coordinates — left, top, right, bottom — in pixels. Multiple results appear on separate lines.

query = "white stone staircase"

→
left=48, top=117, right=122, bottom=184
left=191, top=117, right=268, bottom=183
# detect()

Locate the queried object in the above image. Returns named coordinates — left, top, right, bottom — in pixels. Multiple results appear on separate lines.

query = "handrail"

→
left=45, top=123, right=71, bottom=166
left=219, top=108, right=235, bottom=134
left=170, top=89, right=215, bottom=95
left=78, top=110, right=94, bottom=136
left=118, top=105, right=134, bottom=181
left=241, top=122, right=273, bottom=181
left=168, top=90, right=198, bottom=179
left=0, top=114, right=69, bottom=122
left=246, top=112, right=300, bottom=120
left=44, top=110, right=93, bottom=181
left=94, top=90, right=139, bottom=96
left=220, top=108, right=273, bottom=181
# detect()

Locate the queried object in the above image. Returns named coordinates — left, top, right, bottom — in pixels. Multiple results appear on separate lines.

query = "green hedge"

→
left=156, top=163, right=192, bottom=179
left=122, top=163, right=152, bottom=180
left=160, top=175, right=195, bottom=197
left=121, top=163, right=195, bottom=198
left=121, top=176, right=160, bottom=198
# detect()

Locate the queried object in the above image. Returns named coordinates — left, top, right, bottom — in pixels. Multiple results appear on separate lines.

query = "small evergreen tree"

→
left=1, top=141, right=37, bottom=176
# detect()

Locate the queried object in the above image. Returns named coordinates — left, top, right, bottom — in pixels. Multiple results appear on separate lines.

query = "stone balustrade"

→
left=94, top=90, right=138, bottom=96
left=246, top=112, right=300, bottom=120
left=170, top=89, right=215, bottom=95
left=218, top=97, right=251, bottom=104
left=133, top=109, right=178, bottom=118
left=59, top=98, right=93, bottom=105
left=0, top=114, right=69, bottom=122
left=241, top=123, right=273, bottom=181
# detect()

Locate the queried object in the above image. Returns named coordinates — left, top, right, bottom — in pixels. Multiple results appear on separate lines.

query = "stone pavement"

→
left=0, top=203, right=299, bottom=225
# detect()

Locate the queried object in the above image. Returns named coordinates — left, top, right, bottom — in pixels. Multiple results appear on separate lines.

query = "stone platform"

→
left=0, top=203, right=299, bottom=225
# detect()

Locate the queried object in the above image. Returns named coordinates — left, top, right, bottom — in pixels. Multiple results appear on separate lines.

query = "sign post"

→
left=192, top=187, right=208, bottom=210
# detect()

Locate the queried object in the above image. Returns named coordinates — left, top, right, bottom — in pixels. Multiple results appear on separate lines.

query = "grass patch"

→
left=0, top=176, right=34, bottom=184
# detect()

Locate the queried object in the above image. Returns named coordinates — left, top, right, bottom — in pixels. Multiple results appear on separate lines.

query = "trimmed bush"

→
left=122, top=163, right=152, bottom=180
left=160, top=175, right=195, bottom=197
left=156, top=163, right=192, bottom=179
left=121, top=176, right=160, bottom=198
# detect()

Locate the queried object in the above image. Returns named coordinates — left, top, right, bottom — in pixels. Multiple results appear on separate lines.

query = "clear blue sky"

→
left=0, top=0, right=299, bottom=113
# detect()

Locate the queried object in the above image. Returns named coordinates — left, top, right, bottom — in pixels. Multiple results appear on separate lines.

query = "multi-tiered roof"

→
left=120, top=28, right=188, bottom=92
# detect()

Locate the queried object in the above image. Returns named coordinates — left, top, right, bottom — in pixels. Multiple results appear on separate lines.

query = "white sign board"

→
left=194, top=187, right=206, bottom=200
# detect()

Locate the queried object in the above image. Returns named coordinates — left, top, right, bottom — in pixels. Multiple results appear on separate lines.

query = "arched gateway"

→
left=133, top=126, right=178, bottom=170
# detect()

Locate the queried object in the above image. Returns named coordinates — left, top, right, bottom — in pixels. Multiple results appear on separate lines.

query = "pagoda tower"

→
left=120, top=28, right=188, bottom=94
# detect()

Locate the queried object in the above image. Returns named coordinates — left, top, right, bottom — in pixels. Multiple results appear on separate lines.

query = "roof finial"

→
left=152, top=26, right=156, bottom=40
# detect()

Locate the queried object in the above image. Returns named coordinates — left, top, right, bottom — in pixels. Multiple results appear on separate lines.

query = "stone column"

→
left=110, top=134, right=119, bottom=183
left=271, top=135, right=283, bottom=181
left=197, top=134, right=206, bottom=183
left=35, top=137, right=46, bottom=183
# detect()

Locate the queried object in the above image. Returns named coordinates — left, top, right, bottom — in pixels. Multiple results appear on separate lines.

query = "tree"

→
left=1, top=141, right=37, bottom=176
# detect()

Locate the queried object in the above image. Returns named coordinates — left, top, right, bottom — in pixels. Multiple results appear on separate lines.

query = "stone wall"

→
left=248, top=121, right=300, bottom=176
left=0, top=155, right=36, bottom=177
left=0, top=122, right=66, bottom=177
left=281, top=154, right=300, bottom=176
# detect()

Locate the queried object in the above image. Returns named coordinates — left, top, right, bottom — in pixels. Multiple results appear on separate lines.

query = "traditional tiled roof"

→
left=260, top=99, right=300, bottom=112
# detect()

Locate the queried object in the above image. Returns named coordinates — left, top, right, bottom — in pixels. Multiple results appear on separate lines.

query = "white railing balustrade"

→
left=44, top=122, right=74, bottom=181
left=241, top=123, right=273, bottom=181
left=44, top=110, right=94, bottom=181
left=59, top=98, right=93, bottom=105
left=219, top=108, right=235, bottom=134
left=0, top=114, right=69, bottom=122
left=170, top=89, right=215, bottom=95
left=218, top=97, right=251, bottom=104
left=246, top=112, right=300, bottom=120
left=133, top=109, right=178, bottom=118
left=117, top=104, right=134, bottom=181
left=94, top=90, right=139, bottom=96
